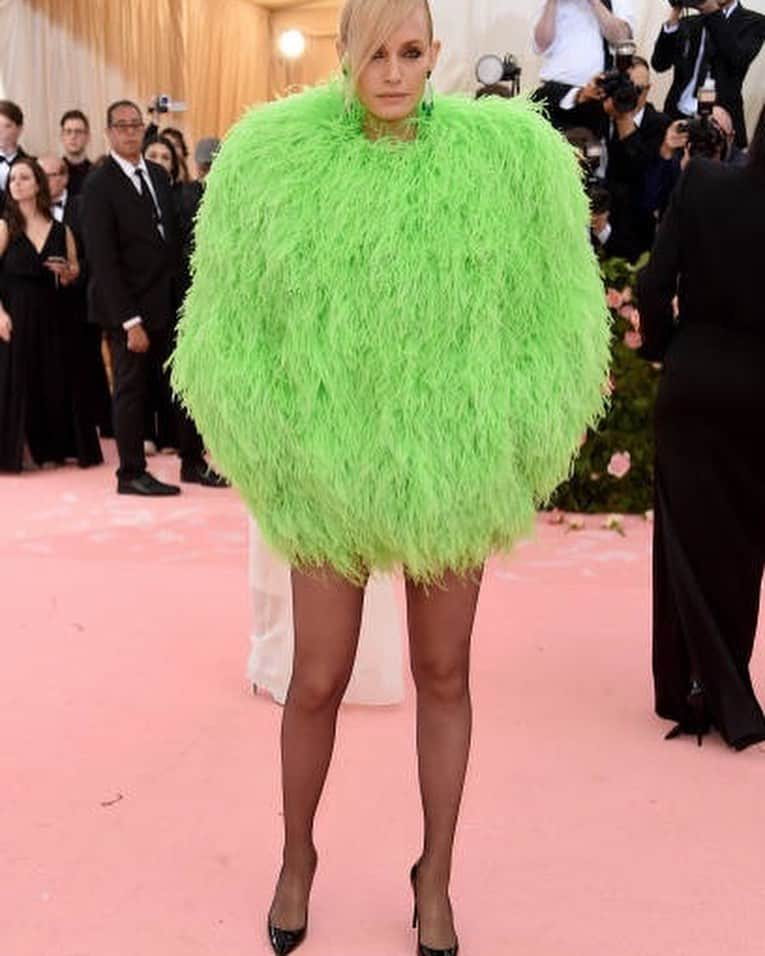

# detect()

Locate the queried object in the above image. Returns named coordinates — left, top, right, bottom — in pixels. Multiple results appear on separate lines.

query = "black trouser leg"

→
left=108, top=329, right=149, bottom=481
left=151, top=327, right=204, bottom=469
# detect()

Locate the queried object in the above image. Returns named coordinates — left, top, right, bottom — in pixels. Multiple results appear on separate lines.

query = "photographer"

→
left=645, top=100, right=740, bottom=219
left=651, top=0, right=765, bottom=147
left=635, top=106, right=765, bottom=750
left=532, top=0, right=636, bottom=134
left=572, top=57, right=671, bottom=260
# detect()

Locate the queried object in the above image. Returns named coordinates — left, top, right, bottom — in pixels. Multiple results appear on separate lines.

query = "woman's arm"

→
left=636, top=165, right=691, bottom=360
left=0, top=220, right=11, bottom=342
left=62, top=225, right=81, bottom=286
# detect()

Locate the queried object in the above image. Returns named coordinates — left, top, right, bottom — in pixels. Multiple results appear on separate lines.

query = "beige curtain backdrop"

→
left=269, top=5, right=340, bottom=99
left=0, top=0, right=762, bottom=156
left=0, top=0, right=271, bottom=157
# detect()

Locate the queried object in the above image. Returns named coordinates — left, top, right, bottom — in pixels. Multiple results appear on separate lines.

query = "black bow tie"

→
left=52, top=200, right=65, bottom=209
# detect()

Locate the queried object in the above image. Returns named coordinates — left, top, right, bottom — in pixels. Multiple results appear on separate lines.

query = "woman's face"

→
left=145, top=142, right=174, bottom=176
left=9, top=163, right=39, bottom=203
left=352, top=8, right=440, bottom=124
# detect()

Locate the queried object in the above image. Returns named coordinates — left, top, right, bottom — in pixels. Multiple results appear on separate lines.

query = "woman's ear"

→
left=428, top=39, right=442, bottom=75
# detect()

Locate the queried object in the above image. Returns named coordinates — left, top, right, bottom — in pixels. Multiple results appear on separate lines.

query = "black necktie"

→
left=134, top=167, right=162, bottom=231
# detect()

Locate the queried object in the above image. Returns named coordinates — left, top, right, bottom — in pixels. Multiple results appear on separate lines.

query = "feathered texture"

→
left=171, top=84, right=611, bottom=582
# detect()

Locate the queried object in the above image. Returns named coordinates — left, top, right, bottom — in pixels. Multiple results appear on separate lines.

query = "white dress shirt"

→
left=0, top=150, right=19, bottom=191
left=664, top=1, right=739, bottom=117
left=533, top=0, right=637, bottom=88
left=51, top=189, right=68, bottom=223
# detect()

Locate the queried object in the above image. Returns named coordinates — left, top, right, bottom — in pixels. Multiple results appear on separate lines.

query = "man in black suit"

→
left=603, top=57, right=672, bottom=260
left=81, top=100, right=226, bottom=495
left=0, top=100, right=30, bottom=214
left=60, top=110, right=93, bottom=198
left=652, top=0, right=765, bottom=148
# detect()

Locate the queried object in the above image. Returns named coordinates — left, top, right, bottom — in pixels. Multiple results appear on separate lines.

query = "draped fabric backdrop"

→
left=0, top=0, right=762, bottom=158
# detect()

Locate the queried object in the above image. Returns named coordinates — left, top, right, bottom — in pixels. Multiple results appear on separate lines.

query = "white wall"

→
left=433, top=0, right=765, bottom=140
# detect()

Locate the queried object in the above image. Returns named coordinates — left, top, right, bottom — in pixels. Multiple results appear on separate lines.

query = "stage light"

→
left=278, top=29, right=307, bottom=60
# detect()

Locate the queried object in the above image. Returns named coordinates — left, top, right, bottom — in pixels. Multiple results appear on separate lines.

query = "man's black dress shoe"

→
left=117, top=472, right=181, bottom=496
left=180, top=461, right=230, bottom=487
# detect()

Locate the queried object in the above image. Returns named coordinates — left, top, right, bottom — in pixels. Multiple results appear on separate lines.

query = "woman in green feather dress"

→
left=171, top=1, right=611, bottom=952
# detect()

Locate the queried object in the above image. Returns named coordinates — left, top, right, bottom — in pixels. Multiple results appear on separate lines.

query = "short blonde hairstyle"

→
left=339, top=0, right=434, bottom=85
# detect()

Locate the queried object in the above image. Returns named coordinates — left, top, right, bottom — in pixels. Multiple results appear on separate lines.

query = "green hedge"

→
left=551, top=255, right=661, bottom=514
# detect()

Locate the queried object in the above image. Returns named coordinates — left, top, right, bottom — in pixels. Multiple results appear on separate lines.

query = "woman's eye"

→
left=372, top=49, right=386, bottom=60
left=405, top=49, right=423, bottom=58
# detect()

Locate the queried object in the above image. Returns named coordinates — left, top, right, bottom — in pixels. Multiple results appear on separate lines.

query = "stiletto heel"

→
left=665, top=679, right=711, bottom=746
left=409, top=862, right=459, bottom=956
left=267, top=856, right=316, bottom=956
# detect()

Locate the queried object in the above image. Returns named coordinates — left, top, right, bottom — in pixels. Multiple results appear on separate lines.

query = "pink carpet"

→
left=3, top=441, right=764, bottom=956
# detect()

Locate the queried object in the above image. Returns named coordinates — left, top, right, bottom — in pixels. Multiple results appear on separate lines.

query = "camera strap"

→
left=601, top=0, right=614, bottom=71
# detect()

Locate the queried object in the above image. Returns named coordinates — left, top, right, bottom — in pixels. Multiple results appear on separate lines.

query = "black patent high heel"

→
left=267, top=919, right=306, bottom=956
left=410, top=863, right=459, bottom=956
left=267, top=858, right=315, bottom=956
left=665, top=679, right=710, bottom=747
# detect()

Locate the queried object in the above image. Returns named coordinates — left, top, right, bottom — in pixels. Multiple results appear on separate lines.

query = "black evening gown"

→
left=638, top=159, right=765, bottom=750
left=0, top=222, right=75, bottom=471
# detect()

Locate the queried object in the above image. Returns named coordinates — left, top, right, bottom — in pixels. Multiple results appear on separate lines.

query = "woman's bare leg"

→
left=269, top=566, right=366, bottom=930
left=406, top=567, right=483, bottom=950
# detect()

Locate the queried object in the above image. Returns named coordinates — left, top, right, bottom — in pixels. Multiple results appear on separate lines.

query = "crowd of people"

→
left=1, top=0, right=764, bottom=492
left=531, top=0, right=765, bottom=263
left=0, top=100, right=228, bottom=494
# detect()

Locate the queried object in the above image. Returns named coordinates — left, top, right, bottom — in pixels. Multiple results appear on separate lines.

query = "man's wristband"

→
left=123, top=316, right=143, bottom=331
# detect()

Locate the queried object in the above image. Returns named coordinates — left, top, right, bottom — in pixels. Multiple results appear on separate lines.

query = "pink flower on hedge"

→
left=607, top=451, right=632, bottom=479
left=624, top=330, right=642, bottom=350
left=629, top=308, right=641, bottom=331
left=621, top=286, right=633, bottom=304
left=606, top=287, right=624, bottom=310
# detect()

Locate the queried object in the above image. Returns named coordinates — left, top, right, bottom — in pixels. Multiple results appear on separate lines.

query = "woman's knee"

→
left=411, top=652, right=470, bottom=704
left=287, top=668, right=350, bottom=713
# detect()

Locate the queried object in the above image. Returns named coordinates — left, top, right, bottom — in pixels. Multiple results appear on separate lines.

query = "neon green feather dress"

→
left=171, top=84, right=610, bottom=581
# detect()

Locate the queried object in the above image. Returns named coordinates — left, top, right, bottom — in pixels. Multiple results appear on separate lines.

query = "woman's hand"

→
left=44, top=257, right=78, bottom=286
left=0, top=310, right=12, bottom=343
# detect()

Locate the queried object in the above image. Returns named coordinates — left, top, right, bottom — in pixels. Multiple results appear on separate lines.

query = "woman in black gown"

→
left=637, top=107, right=765, bottom=751
left=0, top=158, right=80, bottom=471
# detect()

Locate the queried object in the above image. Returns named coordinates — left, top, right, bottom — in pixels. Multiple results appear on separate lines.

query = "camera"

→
left=475, top=54, right=522, bottom=97
left=597, top=41, right=640, bottom=115
left=582, top=144, right=611, bottom=215
left=677, top=78, right=727, bottom=159
left=148, top=94, right=187, bottom=115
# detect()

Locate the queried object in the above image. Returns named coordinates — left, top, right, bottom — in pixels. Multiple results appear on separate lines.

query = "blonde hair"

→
left=339, top=0, right=434, bottom=85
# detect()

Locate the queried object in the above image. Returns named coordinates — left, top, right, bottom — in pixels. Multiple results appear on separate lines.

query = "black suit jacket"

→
left=637, top=158, right=765, bottom=360
left=60, top=194, right=90, bottom=305
left=605, top=103, right=672, bottom=262
left=651, top=5, right=765, bottom=147
left=80, top=156, right=180, bottom=331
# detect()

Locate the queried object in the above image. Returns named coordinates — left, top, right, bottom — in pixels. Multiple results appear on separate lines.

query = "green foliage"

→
left=551, top=255, right=660, bottom=514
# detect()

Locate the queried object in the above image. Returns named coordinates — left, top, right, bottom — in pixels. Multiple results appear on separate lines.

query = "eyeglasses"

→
left=110, top=121, right=145, bottom=132
left=62, top=127, right=88, bottom=136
